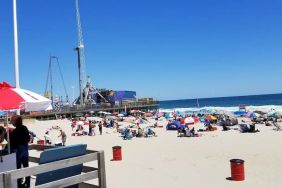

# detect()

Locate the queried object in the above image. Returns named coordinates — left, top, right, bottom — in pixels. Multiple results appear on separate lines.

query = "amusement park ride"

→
left=44, top=0, right=136, bottom=110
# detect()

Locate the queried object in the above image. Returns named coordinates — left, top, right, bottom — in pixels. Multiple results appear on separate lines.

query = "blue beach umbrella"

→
left=234, top=111, right=247, bottom=116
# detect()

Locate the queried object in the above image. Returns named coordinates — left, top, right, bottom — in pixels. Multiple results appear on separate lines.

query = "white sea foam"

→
left=159, top=105, right=282, bottom=113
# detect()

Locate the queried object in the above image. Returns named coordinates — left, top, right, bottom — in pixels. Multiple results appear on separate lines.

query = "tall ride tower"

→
left=75, top=0, right=87, bottom=106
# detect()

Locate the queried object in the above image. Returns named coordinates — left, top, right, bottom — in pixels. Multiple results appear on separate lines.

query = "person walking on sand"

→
left=98, top=121, right=103, bottom=135
left=58, top=129, right=67, bottom=146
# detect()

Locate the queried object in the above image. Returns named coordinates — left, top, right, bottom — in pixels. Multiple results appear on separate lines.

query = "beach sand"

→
left=25, top=118, right=282, bottom=188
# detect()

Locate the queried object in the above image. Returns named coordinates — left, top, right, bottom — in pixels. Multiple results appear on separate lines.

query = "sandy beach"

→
left=23, top=117, right=282, bottom=188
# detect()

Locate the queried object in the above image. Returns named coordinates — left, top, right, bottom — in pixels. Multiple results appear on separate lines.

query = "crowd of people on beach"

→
left=161, top=108, right=282, bottom=137
left=0, top=108, right=282, bottom=187
left=63, top=108, right=282, bottom=141
left=70, top=117, right=114, bottom=136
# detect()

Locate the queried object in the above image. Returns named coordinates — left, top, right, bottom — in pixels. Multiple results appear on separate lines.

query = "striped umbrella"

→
left=0, top=82, right=52, bottom=111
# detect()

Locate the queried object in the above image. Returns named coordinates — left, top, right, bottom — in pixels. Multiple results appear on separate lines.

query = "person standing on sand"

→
left=58, top=129, right=67, bottom=146
left=98, top=121, right=103, bottom=135
left=88, top=120, right=93, bottom=136
left=10, top=115, right=30, bottom=188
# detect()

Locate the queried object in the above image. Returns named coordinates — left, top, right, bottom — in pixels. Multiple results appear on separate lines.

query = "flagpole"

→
left=13, top=0, right=20, bottom=88
left=13, top=0, right=21, bottom=115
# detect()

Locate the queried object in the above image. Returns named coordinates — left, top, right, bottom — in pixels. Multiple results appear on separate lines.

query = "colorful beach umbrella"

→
left=184, top=117, right=195, bottom=124
left=234, top=111, right=247, bottom=116
left=145, top=112, right=153, bottom=117
left=112, top=112, right=119, bottom=116
left=0, top=81, right=52, bottom=111
left=156, top=112, right=164, bottom=117
left=0, top=81, right=52, bottom=153
left=205, top=115, right=217, bottom=121
left=165, top=113, right=173, bottom=119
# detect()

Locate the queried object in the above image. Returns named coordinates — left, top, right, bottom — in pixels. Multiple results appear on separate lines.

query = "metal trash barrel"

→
left=230, top=159, right=245, bottom=181
left=112, top=146, right=122, bottom=161
left=37, top=140, right=45, bottom=151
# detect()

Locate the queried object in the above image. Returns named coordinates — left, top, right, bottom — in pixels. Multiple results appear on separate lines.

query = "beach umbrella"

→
left=124, top=116, right=135, bottom=122
left=0, top=81, right=52, bottom=153
left=125, top=118, right=132, bottom=123
left=245, top=112, right=252, bottom=117
left=98, top=111, right=104, bottom=114
left=130, top=109, right=136, bottom=113
left=112, top=112, right=119, bottom=116
left=234, top=111, right=247, bottom=116
left=275, top=111, right=282, bottom=115
left=120, top=111, right=127, bottom=116
left=272, top=111, right=282, bottom=117
left=208, top=109, right=217, bottom=114
left=77, top=121, right=84, bottom=126
left=145, top=112, right=153, bottom=117
left=184, top=117, right=195, bottom=124
left=193, top=117, right=199, bottom=123
left=165, top=113, right=173, bottom=119
left=156, top=112, right=164, bottom=117
left=253, top=113, right=261, bottom=118
left=106, top=116, right=116, bottom=120
left=83, top=121, right=89, bottom=125
left=205, top=115, right=217, bottom=121
left=136, top=119, right=142, bottom=124
left=253, top=110, right=266, bottom=115
left=267, top=110, right=282, bottom=117
left=130, top=109, right=141, bottom=113
left=0, top=82, right=52, bottom=111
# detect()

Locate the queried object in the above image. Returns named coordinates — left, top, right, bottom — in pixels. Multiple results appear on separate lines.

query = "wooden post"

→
left=3, top=173, right=12, bottom=188
left=0, top=173, right=4, bottom=188
left=98, top=151, right=106, bottom=188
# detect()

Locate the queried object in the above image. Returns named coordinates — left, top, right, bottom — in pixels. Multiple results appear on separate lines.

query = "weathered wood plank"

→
left=8, top=153, right=98, bottom=180
left=79, top=182, right=99, bottom=188
left=3, top=173, right=12, bottom=188
left=98, top=151, right=107, bottom=188
left=82, top=166, right=98, bottom=173
left=34, top=171, right=98, bottom=188
left=0, top=173, right=4, bottom=188
left=29, top=156, right=39, bottom=163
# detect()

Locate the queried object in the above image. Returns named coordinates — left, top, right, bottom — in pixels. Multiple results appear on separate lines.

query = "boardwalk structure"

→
left=23, top=100, right=160, bottom=120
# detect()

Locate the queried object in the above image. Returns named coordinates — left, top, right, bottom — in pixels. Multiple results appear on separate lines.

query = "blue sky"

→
left=1, top=0, right=282, bottom=101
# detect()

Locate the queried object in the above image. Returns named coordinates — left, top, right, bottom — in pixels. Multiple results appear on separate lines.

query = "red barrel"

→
left=37, top=140, right=45, bottom=151
left=112, top=146, right=122, bottom=161
left=230, top=159, right=245, bottom=181
left=37, top=140, right=45, bottom=145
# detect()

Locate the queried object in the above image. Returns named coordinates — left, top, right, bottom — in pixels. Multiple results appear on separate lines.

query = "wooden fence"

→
left=0, top=145, right=106, bottom=188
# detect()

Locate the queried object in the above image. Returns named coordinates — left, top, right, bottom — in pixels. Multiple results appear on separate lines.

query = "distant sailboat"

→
left=196, top=98, right=200, bottom=108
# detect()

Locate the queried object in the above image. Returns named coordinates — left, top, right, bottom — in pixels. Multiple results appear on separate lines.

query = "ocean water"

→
left=159, top=93, right=282, bottom=112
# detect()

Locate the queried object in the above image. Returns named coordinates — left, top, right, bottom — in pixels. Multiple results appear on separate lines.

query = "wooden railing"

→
left=0, top=145, right=106, bottom=188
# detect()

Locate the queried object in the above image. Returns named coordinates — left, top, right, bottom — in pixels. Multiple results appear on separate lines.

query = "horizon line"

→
left=160, top=92, right=282, bottom=102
